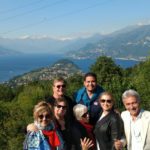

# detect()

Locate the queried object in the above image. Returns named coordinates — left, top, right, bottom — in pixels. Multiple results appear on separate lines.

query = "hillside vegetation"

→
left=0, top=56, right=150, bottom=149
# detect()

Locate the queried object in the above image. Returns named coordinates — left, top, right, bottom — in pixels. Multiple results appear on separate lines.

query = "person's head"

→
left=99, top=91, right=114, bottom=112
left=54, top=97, right=68, bottom=119
left=52, top=77, right=66, bottom=98
left=73, top=104, right=89, bottom=123
left=122, top=89, right=141, bottom=117
left=83, top=72, right=97, bottom=93
left=33, top=101, right=53, bottom=127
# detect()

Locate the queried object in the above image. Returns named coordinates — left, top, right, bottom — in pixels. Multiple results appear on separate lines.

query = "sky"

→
left=0, top=0, right=150, bottom=39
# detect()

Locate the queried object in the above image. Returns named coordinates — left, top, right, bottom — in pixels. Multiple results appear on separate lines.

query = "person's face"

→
left=53, top=81, right=66, bottom=97
left=123, top=96, right=140, bottom=117
left=81, top=108, right=90, bottom=123
left=37, top=111, right=51, bottom=127
left=54, top=101, right=67, bottom=119
left=99, top=94, right=114, bottom=112
left=84, top=76, right=97, bottom=92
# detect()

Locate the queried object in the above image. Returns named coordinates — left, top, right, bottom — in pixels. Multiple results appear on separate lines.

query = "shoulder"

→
left=76, top=87, right=86, bottom=94
left=74, top=87, right=86, bottom=102
left=121, top=110, right=130, bottom=118
left=110, top=111, right=122, bottom=122
left=142, top=110, right=150, bottom=120
left=96, top=85, right=104, bottom=93
left=45, top=96, right=55, bottom=105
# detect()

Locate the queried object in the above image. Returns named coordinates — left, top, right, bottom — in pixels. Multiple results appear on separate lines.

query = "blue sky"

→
left=0, top=0, right=150, bottom=38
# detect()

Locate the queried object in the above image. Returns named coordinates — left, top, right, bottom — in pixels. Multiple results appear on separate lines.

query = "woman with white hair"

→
left=71, top=104, right=95, bottom=150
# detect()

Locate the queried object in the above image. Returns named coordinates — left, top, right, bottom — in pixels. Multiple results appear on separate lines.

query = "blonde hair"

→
left=53, top=77, right=66, bottom=86
left=33, top=101, right=54, bottom=120
left=99, top=91, right=115, bottom=103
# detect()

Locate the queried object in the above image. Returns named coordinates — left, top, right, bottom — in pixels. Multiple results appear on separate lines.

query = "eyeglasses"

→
left=55, top=105, right=67, bottom=109
left=38, top=114, right=51, bottom=120
left=100, top=99, right=112, bottom=104
left=55, top=85, right=66, bottom=88
left=81, top=112, right=89, bottom=118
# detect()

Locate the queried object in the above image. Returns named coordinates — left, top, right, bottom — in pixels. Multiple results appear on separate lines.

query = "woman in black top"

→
left=94, top=92, right=124, bottom=150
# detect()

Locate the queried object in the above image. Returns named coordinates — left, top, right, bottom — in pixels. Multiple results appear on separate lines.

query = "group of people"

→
left=24, top=72, right=150, bottom=150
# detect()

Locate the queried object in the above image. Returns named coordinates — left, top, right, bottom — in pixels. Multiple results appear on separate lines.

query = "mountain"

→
left=66, top=25, right=150, bottom=60
left=0, top=34, right=102, bottom=54
left=6, top=59, right=83, bottom=87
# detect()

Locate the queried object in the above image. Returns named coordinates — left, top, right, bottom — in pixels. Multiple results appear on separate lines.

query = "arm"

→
left=111, top=114, right=125, bottom=149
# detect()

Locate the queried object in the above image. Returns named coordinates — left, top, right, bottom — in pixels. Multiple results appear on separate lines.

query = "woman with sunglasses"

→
left=71, top=104, right=95, bottom=150
left=24, top=101, right=64, bottom=150
left=94, top=92, right=124, bottom=150
left=53, top=97, right=73, bottom=150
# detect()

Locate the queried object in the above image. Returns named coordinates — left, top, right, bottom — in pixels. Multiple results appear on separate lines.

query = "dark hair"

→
left=84, top=72, right=97, bottom=81
left=54, top=97, right=68, bottom=109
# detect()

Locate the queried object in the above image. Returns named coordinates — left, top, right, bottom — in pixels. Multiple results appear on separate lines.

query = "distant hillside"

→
left=67, top=25, right=150, bottom=60
left=0, top=45, right=21, bottom=55
left=6, top=59, right=83, bottom=87
left=0, top=34, right=102, bottom=54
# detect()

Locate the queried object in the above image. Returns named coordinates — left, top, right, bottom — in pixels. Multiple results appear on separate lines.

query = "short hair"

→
left=53, top=77, right=66, bottom=86
left=122, top=89, right=141, bottom=103
left=84, top=72, right=97, bottom=81
left=33, top=101, right=54, bottom=120
left=73, top=104, right=87, bottom=120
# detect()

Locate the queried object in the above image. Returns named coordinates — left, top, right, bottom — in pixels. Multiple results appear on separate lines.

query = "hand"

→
left=27, top=123, right=38, bottom=132
left=80, top=137, right=94, bottom=150
left=114, top=139, right=123, bottom=150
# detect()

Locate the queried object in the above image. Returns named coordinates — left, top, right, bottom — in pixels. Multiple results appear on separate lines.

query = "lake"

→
left=0, top=54, right=140, bottom=83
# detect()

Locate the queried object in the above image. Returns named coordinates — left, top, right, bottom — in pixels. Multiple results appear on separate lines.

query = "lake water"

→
left=0, top=54, right=140, bottom=83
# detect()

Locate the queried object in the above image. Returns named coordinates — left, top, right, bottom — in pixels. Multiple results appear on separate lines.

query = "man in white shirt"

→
left=121, top=89, right=150, bottom=150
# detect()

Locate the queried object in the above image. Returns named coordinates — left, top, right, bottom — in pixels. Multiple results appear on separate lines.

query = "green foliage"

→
left=66, top=74, right=83, bottom=99
left=17, top=85, right=46, bottom=116
left=0, top=85, right=14, bottom=101
left=130, top=59, right=150, bottom=109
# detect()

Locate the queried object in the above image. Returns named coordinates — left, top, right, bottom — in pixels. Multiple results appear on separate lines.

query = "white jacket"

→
left=121, top=110, right=150, bottom=150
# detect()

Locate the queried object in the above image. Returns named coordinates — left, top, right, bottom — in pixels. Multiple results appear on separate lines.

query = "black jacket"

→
left=94, top=110, right=124, bottom=150
left=71, top=120, right=90, bottom=150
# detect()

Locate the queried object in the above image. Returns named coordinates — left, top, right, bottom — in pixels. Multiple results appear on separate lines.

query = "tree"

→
left=131, top=59, right=150, bottom=110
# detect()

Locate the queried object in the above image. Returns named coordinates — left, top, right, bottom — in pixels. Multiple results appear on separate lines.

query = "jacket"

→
left=121, top=110, right=150, bottom=150
left=94, top=110, right=124, bottom=150
left=74, top=85, right=104, bottom=125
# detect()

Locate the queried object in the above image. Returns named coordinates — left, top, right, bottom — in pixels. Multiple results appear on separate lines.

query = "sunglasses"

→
left=55, top=85, right=66, bottom=88
left=55, top=105, right=67, bottom=109
left=82, top=112, right=89, bottom=118
left=100, top=99, right=112, bottom=104
left=38, top=114, right=51, bottom=120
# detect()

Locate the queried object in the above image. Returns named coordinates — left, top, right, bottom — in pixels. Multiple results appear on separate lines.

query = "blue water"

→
left=0, top=54, right=140, bottom=83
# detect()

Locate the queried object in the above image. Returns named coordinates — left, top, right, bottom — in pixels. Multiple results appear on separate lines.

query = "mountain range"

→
left=0, top=24, right=150, bottom=60
left=67, top=25, right=150, bottom=60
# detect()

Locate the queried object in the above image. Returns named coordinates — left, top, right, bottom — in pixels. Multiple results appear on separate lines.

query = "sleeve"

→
left=110, top=113, right=125, bottom=142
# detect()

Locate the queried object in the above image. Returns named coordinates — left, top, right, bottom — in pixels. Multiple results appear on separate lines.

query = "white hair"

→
left=122, top=89, right=141, bottom=103
left=73, top=104, right=87, bottom=120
